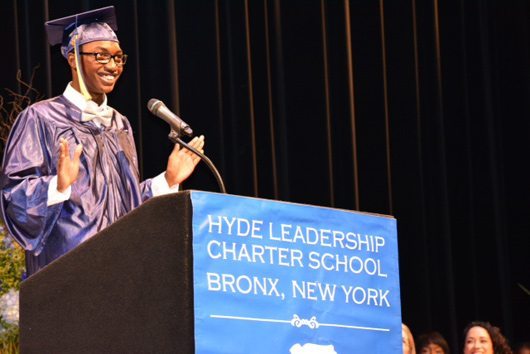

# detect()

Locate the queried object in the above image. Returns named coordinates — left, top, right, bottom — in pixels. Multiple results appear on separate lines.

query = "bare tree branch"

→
left=0, top=67, right=44, bottom=156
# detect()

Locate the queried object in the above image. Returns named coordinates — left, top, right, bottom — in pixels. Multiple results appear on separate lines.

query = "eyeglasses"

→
left=79, top=52, right=128, bottom=66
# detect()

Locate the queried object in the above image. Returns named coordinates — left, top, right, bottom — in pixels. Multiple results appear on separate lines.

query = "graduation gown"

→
left=0, top=95, right=154, bottom=275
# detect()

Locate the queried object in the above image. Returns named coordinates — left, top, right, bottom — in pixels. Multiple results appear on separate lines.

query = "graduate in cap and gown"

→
left=0, top=6, right=205, bottom=276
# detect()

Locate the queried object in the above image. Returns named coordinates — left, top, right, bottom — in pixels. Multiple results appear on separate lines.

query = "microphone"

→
left=147, top=98, right=193, bottom=137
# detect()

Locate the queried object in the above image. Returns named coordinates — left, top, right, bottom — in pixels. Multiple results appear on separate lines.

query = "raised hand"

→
left=57, top=138, right=83, bottom=192
left=164, top=135, right=205, bottom=187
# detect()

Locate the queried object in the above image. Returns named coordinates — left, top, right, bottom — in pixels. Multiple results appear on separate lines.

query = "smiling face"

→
left=68, top=40, right=124, bottom=104
left=464, top=326, right=494, bottom=354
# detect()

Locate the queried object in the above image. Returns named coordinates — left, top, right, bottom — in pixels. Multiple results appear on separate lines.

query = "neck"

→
left=90, top=93, right=104, bottom=105
left=70, top=81, right=104, bottom=105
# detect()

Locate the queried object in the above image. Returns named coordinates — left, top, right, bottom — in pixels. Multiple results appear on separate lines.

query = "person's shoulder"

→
left=19, top=96, right=75, bottom=124
left=5, top=97, right=63, bottom=142
left=21, top=96, right=65, bottom=117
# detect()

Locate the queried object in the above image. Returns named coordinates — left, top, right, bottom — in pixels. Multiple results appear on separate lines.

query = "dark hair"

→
left=514, top=342, right=530, bottom=353
left=463, top=321, right=513, bottom=354
left=417, top=331, right=450, bottom=354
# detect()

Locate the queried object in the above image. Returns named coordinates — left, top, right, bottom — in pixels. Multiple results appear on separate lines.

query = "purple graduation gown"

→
left=0, top=95, right=154, bottom=275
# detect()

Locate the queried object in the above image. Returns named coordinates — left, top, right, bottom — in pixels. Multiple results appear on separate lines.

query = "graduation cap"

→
left=44, top=6, right=120, bottom=100
left=45, top=6, right=119, bottom=58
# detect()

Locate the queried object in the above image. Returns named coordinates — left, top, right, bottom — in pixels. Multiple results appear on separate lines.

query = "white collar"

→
left=63, top=83, right=108, bottom=111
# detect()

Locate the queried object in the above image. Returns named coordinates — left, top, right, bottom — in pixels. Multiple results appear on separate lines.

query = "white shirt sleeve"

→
left=151, top=172, right=180, bottom=197
left=47, top=175, right=72, bottom=206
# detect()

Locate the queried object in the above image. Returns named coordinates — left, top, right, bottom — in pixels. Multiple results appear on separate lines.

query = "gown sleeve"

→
left=139, top=178, right=154, bottom=201
left=0, top=107, right=63, bottom=255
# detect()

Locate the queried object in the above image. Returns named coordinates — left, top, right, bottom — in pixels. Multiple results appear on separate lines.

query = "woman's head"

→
left=463, top=321, right=512, bottom=354
left=403, top=323, right=417, bottom=354
left=417, top=331, right=450, bottom=354
left=514, top=342, right=530, bottom=354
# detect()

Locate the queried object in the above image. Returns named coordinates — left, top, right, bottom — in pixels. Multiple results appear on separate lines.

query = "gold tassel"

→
left=73, top=35, right=92, bottom=100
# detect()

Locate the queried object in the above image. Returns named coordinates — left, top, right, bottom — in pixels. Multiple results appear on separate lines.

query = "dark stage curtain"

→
left=1, top=0, right=528, bottom=350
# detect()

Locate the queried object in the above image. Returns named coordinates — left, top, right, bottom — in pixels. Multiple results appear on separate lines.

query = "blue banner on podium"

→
left=191, top=191, right=402, bottom=354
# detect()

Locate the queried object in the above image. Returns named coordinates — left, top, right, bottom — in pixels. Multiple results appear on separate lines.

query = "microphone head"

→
left=147, top=98, right=163, bottom=113
left=147, top=98, right=193, bottom=137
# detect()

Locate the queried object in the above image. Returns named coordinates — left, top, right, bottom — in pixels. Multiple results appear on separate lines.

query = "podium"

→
left=20, top=191, right=402, bottom=354
left=20, top=192, right=195, bottom=353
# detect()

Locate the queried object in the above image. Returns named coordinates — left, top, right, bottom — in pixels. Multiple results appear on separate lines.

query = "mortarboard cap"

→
left=45, top=6, right=119, bottom=58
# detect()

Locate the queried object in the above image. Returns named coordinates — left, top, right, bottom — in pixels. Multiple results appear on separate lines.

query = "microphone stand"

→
left=168, top=129, right=227, bottom=194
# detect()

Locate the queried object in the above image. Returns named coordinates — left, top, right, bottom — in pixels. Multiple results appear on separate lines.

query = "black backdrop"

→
left=1, top=0, right=529, bottom=351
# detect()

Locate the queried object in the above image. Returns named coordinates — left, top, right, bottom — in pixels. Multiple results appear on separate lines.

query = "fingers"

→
left=176, top=135, right=204, bottom=166
left=172, top=135, right=205, bottom=156
left=59, top=138, right=68, bottom=161
left=59, top=139, right=83, bottom=161
left=192, top=154, right=202, bottom=166
left=73, top=144, right=84, bottom=161
left=56, top=139, right=83, bottom=193
left=190, top=136, right=204, bottom=166
left=188, top=135, right=205, bottom=153
left=171, top=143, right=181, bottom=154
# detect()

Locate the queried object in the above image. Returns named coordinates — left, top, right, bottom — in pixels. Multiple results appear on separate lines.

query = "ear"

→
left=67, top=52, right=77, bottom=70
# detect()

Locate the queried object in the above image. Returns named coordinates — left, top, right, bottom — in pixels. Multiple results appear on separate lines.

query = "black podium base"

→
left=20, top=192, right=195, bottom=354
